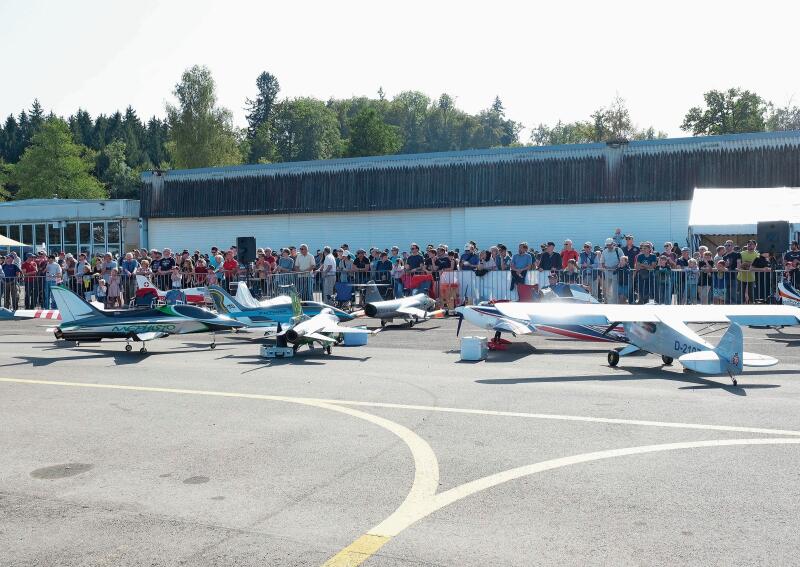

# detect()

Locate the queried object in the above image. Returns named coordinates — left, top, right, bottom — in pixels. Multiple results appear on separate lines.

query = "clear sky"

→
left=2, top=0, right=798, bottom=139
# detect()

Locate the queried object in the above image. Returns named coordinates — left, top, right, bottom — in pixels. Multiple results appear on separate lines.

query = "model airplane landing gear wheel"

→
left=292, top=344, right=299, bottom=354
left=325, top=345, right=332, bottom=355
left=408, top=319, right=414, bottom=327
left=139, top=346, right=147, bottom=354
left=125, top=344, right=132, bottom=352
left=210, top=343, right=216, bottom=350
left=661, top=355, right=673, bottom=365
left=607, top=350, right=620, bottom=367
left=380, top=320, right=386, bottom=328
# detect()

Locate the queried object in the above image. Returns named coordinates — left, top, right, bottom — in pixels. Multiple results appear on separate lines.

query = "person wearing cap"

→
left=635, top=242, right=657, bottom=304
left=537, top=243, right=561, bottom=289
left=2, top=254, right=21, bottom=310
left=600, top=238, right=623, bottom=303
left=459, top=243, right=479, bottom=271
left=578, top=242, right=599, bottom=298
left=352, top=249, right=370, bottom=285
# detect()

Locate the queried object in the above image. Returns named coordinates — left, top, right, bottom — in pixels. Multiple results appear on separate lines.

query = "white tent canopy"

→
left=0, top=234, right=28, bottom=247
left=688, top=187, right=800, bottom=234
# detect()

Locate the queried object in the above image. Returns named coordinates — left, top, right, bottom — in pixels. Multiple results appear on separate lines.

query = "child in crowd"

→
left=107, top=268, right=122, bottom=308
left=391, top=257, right=405, bottom=299
left=684, top=258, right=699, bottom=304
left=81, top=266, right=94, bottom=301
left=95, top=276, right=107, bottom=305
left=171, top=266, right=183, bottom=289
left=712, top=260, right=727, bottom=304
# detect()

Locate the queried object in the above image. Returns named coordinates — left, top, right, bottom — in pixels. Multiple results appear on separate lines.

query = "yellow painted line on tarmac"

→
left=321, top=534, right=390, bottom=567
left=4, top=378, right=800, bottom=566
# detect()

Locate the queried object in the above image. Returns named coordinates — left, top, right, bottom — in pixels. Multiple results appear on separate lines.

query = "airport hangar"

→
left=128, top=129, right=800, bottom=253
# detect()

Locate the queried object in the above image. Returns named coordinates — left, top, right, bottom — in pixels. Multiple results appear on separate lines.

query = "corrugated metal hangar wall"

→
left=140, top=130, right=800, bottom=251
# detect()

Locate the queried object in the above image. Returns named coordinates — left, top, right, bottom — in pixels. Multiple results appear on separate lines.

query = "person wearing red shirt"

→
left=222, top=251, right=239, bottom=288
left=560, top=239, right=579, bottom=269
left=21, top=254, right=39, bottom=309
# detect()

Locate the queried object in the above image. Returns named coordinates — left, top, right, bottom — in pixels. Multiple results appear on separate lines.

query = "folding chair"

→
left=334, top=281, right=354, bottom=310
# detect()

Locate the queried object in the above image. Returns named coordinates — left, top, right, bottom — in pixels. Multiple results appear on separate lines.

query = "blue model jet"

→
left=208, top=284, right=354, bottom=330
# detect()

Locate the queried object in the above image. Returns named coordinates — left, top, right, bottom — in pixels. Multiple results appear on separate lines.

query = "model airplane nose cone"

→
left=285, top=329, right=300, bottom=342
left=364, top=304, right=378, bottom=317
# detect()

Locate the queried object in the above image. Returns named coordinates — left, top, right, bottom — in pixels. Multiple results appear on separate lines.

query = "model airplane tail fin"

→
left=280, top=284, right=303, bottom=318
left=136, top=274, right=161, bottom=293
left=208, top=285, right=243, bottom=314
left=50, top=286, right=102, bottom=323
left=364, top=281, right=383, bottom=304
left=679, top=322, right=745, bottom=375
left=716, top=322, right=744, bottom=375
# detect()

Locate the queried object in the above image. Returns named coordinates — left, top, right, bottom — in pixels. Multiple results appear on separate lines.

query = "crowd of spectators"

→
left=3, top=229, right=800, bottom=311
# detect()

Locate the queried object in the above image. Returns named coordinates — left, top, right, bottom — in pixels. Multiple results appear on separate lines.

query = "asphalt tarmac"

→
left=1, top=315, right=800, bottom=566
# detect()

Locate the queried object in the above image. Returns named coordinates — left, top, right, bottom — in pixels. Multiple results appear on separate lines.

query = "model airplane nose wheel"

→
left=325, top=345, right=332, bottom=355
left=125, top=344, right=132, bottom=352
left=661, top=355, right=673, bottom=365
left=607, top=350, right=620, bottom=367
left=210, top=343, right=216, bottom=350
left=408, top=319, right=414, bottom=327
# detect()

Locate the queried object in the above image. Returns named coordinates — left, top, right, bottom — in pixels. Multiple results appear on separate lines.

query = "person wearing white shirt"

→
left=319, top=246, right=337, bottom=304
left=294, top=244, right=316, bottom=300
left=600, top=238, right=623, bottom=303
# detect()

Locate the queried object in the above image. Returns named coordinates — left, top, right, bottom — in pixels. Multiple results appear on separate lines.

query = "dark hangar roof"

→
left=140, top=130, right=800, bottom=219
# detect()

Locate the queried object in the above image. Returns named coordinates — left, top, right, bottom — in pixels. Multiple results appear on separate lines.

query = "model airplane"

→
left=50, top=286, right=244, bottom=353
left=135, top=275, right=208, bottom=305
left=208, top=283, right=354, bottom=329
left=0, top=301, right=107, bottom=321
left=274, top=287, right=372, bottom=354
left=362, top=282, right=444, bottom=327
left=779, top=280, right=800, bottom=306
left=456, top=302, right=800, bottom=384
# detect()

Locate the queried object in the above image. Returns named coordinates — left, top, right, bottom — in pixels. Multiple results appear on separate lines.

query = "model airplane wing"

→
left=305, top=331, right=337, bottom=343
left=493, top=303, right=800, bottom=327
left=397, top=306, right=428, bottom=318
left=318, top=323, right=373, bottom=335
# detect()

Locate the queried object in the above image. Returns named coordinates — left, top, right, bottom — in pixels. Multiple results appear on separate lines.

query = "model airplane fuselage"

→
left=50, top=286, right=243, bottom=352
left=209, top=284, right=353, bottom=329
left=457, top=302, right=800, bottom=383
left=363, top=290, right=443, bottom=327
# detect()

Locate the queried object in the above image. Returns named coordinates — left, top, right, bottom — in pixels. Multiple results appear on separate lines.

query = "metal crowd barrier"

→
left=2, top=268, right=798, bottom=311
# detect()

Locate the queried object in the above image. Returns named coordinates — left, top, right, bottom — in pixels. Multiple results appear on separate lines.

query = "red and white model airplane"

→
left=135, top=275, right=208, bottom=305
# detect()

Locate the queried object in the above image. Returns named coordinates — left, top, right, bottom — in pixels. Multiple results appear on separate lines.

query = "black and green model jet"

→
left=50, top=286, right=244, bottom=353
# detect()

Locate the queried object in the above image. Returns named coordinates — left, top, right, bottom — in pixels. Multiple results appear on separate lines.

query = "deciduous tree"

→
left=166, top=65, right=242, bottom=169
left=681, top=88, right=768, bottom=136
left=11, top=118, right=106, bottom=199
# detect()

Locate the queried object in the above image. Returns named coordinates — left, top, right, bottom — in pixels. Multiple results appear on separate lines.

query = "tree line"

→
left=2, top=65, right=800, bottom=202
